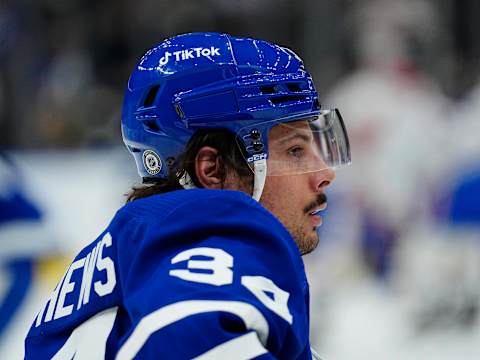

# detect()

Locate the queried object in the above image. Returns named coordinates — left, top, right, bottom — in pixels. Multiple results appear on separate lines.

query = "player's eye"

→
left=288, top=146, right=305, bottom=158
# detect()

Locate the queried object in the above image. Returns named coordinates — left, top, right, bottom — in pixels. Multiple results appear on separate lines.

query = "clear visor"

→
left=240, top=109, right=351, bottom=176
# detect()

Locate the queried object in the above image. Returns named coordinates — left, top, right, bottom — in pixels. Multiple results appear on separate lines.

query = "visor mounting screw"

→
left=250, top=129, right=261, bottom=140
left=252, top=141, right=264, bottom=152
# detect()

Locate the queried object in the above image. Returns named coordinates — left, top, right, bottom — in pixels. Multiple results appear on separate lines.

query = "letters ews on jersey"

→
left=34, top=232, right=116, bottom=327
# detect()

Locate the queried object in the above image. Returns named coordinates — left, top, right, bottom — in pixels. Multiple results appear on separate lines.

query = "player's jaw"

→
left=261, top=187, right=328, bottom=255
left=296, top=193, right=328, bottom=255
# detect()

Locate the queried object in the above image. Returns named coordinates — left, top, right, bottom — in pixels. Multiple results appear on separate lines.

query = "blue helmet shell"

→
left=121, top=32, right=320, bottom=180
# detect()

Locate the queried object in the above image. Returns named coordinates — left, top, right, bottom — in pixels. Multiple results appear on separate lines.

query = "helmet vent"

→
left=259, top=85, right=277, bottom=94
left=286, top=83, right=302, bottom=92
left=143, top=119, right=160, bottom=132
left=142, top=84, right=161, bottom=107
left=270, top=95, right=306, bottom=105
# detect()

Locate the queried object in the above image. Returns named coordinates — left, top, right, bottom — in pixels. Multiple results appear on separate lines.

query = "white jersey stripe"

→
left=116, top=300, right=269, bottom=360
left=51, top=306, right=118, bottom=360
left=193, top=331, right=268, bottom=360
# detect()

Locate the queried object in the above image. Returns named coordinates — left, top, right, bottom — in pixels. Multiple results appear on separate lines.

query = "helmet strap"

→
left=252, top=159, right=267, bottom=201
left=178, top=162, right=266, bottom=202
left=178, top=170, right=197, bottom=190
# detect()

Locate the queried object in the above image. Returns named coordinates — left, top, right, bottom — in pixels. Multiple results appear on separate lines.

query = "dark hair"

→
left=126, top=129, right=252, bottom=202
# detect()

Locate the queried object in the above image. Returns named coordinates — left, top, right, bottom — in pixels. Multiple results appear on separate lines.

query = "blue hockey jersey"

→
left=25, top=189, right=312, bottom=359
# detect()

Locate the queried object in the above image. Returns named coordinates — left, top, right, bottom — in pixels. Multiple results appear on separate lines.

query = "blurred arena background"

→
left=1, top=0, right=480, bottom=358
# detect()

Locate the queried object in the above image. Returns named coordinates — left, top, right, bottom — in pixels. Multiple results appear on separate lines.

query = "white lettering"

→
left=158, top=47, right=221, bottom=66
left=35, top=271, right=68, bottom=326
left=173, top=50, right=182, bottom=61
left=247, top=153, right=268, bottom=162
left=77, top=243, right=100, bottom=309
left=54, top=258, right=86, bottom=320
left=94, top=233, right=117, bottom=297
left=159, top=52, right=171, bottom=66
left=183, top=49, right=194, bottom=59
left=210, top=46, right=220, bottom=56
left=36, top=232, right=117, bottom=326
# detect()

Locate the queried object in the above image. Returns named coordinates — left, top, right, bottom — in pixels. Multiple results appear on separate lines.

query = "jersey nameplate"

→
left=34, top=232, right=117, bottom=327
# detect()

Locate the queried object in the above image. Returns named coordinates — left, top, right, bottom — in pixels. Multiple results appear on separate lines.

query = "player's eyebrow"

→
left=277, top=132, right=312, bottom=145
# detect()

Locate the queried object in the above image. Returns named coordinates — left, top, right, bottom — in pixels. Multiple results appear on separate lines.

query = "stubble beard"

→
left=291, top=222, right=319, bottom=255
left=295, top=193, right=327, bottom=255
left=262, top=193, right=326, bottom=256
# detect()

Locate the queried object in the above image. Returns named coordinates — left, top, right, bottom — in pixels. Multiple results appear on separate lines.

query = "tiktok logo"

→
left=159, top=47, right=221, bottom=65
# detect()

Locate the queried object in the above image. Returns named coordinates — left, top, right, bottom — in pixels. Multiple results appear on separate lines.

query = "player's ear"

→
left=195, top=146, right=223, bottom=189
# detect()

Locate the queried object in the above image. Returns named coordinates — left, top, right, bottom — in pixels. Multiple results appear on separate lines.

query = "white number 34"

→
left=169, top=247, right=293, bottom=324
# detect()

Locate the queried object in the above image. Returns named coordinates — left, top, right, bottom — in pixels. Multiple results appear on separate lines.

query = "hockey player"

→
left=25, top=32, right=350, bottom=359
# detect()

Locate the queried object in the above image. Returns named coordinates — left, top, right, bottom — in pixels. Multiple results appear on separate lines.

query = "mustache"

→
left=304, top=193, right=328, bottom=214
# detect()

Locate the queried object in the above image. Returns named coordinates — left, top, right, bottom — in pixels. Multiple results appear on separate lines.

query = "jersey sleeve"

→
left=114, top=190, right=311, bottom=360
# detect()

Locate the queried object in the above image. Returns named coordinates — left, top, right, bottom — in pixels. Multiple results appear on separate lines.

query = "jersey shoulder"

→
left=113, top=190, right=311, bottom=359
left=110, top=189, right=306, bottom=291
left=113, top=189, right=297, bottom=252
left=117, top=188, right=273, bottom=222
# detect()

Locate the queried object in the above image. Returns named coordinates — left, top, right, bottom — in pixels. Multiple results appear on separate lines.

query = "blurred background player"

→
left=0, top=153, right=60, bottom=359
left=306, top=1, right=480, bottom=358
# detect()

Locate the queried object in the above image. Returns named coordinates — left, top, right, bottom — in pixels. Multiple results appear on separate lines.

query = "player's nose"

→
left=310, top=166, right=336, bottom=192
left=309, top=150, right=336, bottom=191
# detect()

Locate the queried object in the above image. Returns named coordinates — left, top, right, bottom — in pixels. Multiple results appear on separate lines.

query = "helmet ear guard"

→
left=121, top=32, right=350, bottom=200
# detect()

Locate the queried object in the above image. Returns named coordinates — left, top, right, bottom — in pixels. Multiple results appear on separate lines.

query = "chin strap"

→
left=252, top=159, right=267, bottom=202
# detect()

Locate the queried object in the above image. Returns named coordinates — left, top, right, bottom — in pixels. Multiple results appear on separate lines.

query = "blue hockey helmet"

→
left=122, top=32, right=350, bottom=200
